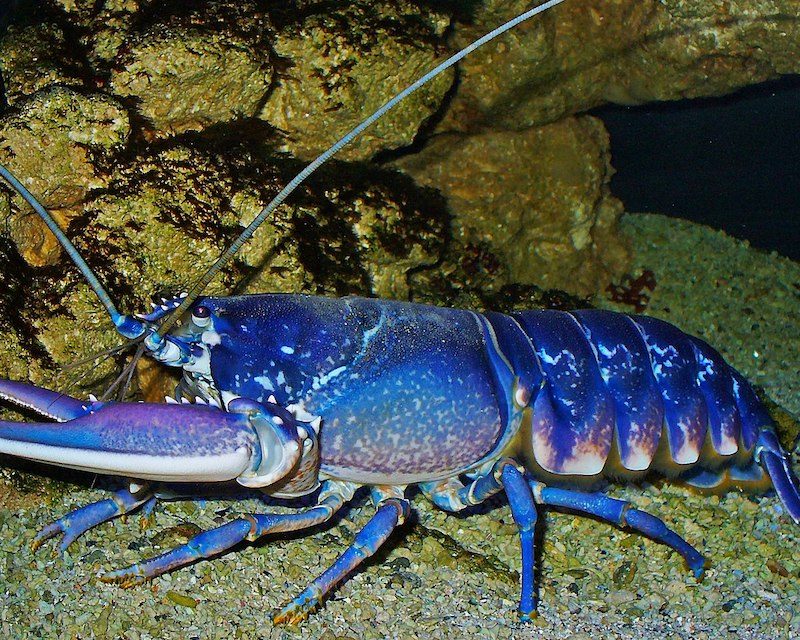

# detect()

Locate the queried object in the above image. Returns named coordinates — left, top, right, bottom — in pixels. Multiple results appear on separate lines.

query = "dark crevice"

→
left=593, top=74, right=800, bottom=261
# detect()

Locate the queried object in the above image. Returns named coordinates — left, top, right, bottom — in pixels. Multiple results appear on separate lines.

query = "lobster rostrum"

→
left=0, top=0, right=798, bottom=625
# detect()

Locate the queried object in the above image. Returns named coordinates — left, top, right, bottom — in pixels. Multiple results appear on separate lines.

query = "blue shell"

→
left=202, top=295, right=516, bottom=483
left=191, top=294, right=772, bottom=483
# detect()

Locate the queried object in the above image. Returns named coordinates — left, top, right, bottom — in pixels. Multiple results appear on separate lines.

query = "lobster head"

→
left=121, top=295, right=233, bottom=409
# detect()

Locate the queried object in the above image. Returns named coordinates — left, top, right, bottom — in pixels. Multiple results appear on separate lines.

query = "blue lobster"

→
left=0, top=0, right=798, bottom=625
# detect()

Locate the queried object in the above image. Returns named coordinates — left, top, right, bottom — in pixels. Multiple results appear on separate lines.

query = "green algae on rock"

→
left=109, top=5, right=274, bottom=137
left=78, top=138, right=450, bottom=303
left=0, top=22, right=87, bottom=105
left=259, top=0, right=453, bottom=161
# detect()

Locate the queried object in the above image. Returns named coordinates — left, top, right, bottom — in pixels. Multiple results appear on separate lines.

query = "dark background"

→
left=594, top=74, right=800, bottom=261
left=0, top=1, right=23, bottom=31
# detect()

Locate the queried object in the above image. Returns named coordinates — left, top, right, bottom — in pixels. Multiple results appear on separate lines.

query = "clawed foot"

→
left=273, top=589, right=321, bottom=626
left=31, top=517, right=76, bottom=553
left=31, top=491, right=153, bottom=554
left=98, top=566, right=149, bottom=589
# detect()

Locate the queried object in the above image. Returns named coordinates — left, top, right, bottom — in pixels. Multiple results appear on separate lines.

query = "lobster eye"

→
left=191, top=305, right=211, bottom=327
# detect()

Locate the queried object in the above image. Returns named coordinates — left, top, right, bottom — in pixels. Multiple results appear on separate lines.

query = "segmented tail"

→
left=485, top=308, right=799, bottom=522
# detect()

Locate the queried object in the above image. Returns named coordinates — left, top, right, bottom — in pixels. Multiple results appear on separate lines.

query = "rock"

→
left=2, top=0, right=798, bottom=297
left=0, top=234, right=52, bottom=387
left=0, top=22, right=88, bottom=104
left=83, top=0, right=148, bottom=64
left=440, top=0, right=800, bottom=132
left=109, top=4, right=274, bottom=137
left=80, top=143, right=248, bottom=302
left=259, top=1, right=453, bottom=161
left=615, top=0, right=800, bottom=101
left=0, top=87, right=130, bottom=266
left=77, top=137, right=449, bottom=303
left=44, top=0, right=108, bottom=22
left=395, top=115, right=629, bottom=296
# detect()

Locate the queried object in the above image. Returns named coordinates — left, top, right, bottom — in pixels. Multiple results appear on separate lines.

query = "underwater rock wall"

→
left=0, top=0, right=797, bottom=385
left=0, top=1, right=458, bottom=391
left=444, top=0, right=800, bottom=129
left=394, top=115, right=626, bottom=295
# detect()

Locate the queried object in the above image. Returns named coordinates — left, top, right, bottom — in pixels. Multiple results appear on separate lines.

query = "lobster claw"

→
left=0, top=380, right=305, bottom=488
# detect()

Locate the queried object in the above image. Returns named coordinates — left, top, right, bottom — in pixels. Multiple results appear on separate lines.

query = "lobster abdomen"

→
left=487, top=309, right=772, bottom=479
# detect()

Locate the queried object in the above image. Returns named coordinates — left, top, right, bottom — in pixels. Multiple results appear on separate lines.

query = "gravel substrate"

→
left=607, top=213, right=800, bottom=419
left=0, top=213, right=798, bottom=639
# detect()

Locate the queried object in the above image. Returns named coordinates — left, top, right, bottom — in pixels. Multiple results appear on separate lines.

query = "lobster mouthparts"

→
left=0, top=381, right=259, bottom=483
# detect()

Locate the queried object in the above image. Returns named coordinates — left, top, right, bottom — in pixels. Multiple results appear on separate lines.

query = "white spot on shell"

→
left=255, top=376, right=275, bottom=392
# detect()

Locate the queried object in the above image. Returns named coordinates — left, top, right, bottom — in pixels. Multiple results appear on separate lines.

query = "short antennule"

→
left=0, top=163, right=145, bottom=339
left=155, top=0, right=567, bottom=339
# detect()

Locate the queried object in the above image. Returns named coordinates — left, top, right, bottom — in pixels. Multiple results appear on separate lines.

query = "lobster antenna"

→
left=0, top=163, right=143, bottom=336
left=156, top=0, right=566, bottom=338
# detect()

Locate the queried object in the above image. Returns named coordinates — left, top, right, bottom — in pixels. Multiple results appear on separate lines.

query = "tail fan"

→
left=756, top=430, right=800, bottom=523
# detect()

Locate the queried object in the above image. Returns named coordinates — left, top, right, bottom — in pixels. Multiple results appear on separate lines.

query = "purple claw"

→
left=0, top=379, right=307, bottom=489
left=0, top=387, right=258, bottom=483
